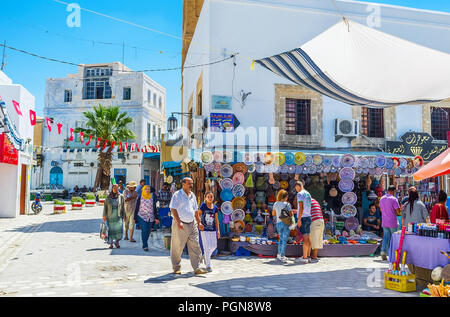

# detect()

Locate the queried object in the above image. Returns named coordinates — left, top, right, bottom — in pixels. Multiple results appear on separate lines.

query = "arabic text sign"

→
left=210, top=113, right=235, bottom=132
left=212, top=95, right=232, bottom=110
left=386, top=132, right=447, bottom=161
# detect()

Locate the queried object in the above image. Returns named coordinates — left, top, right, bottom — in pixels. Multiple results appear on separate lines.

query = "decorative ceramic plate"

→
left=342, top=192, right=357, bottom=205
left=368, top=157, right=377, bottom=169
left=353, top=157, right=361, bottom=168
left=376, top=155, right=386, bottom=167
left=220, top=164, right=233, bottom=178
left=341, top=204, right=357, bottom=218
left=265, top=152, right=275, bottom=165
left=375, top=167, right=383, bottom=176
left=220, top=178, right=233, bottom=190
left=214, top=163, right=222, bottom=173
left=274, top=153, right=285, bottom=166
left=313, top=155, right=323, bottom=166
left=295, top=165, right=304, bottom=174
left=345, top=217, right=359, bottom=231
left=330, top=166, right=338, bottom=173
left=341, top=154, right=356, bottom=168
left=339, top=179, right=354, bottom=192
left=295, top=152, right=306, bottom=165
left=284, top=152, right=295, bottom=165
left=221, top=201, right=233, bottom=215
left=213, top=151, right=223, bottom=163
left=316, top=165, right=324, bottom=173
left=220, top=188, right=233, bottom=202
left=279, top=164, right=288, bottom=174
left=304, top=156, right=314, bottom=167
left=243, top=152, right=254, bottom=165
left=256, top=163, right=265, bottom=174
left=222, top=151, right=234, bottom=163
left=414, top=156, right=423, bottom=168
left=339, top=167, right=356, bottom=180
left=204, top=163, right=215, bottom=173
left=247, top=163, right=256, bottom=173
left=254, top=152, right=265, bottom=164
left=356, top=168, right=363, bottom=174
left=232, top=172, right=245, bottom=185
left=394, top=168, right=402, bottom=176
left=232, top=197, right=246, bottom=210
left=308, top=166, right=317, bottom=174
left=288, top=165, right=297, bottom=174
left=323, top=166, right=331, bottom=173
left=231, top=209, right=245, bottom=222
left=369, top=168, right=376, bottom=175
left=362, top=168, right=369, bottom=174
left=359, top=157, right=369, bottom=169
left=385, top=158, right=394, bottom=169
left=233, top=162, right=247, bottom=174
left=322, top=156, right=332, bottom=167
left=280, top=180, right=289, bottom=189
left=399, top=158, right=408, bottom=169
left=233, top=220, right=245, bottom=234
left=201, top=151, right=213, bottom=165
left=332, top=156, right=341, bottom=168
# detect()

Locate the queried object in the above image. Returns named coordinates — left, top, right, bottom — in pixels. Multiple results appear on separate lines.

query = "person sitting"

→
left=362, top=203, right=382, bottom=235
left=430, top=190, right=449, bottom=224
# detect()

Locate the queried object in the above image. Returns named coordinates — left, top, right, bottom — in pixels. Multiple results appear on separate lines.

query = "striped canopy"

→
left=255, top=19, right=450, bottom=107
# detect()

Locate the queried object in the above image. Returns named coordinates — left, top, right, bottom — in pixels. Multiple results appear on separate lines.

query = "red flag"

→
left=111, top=141, right=116, bottom=151
left=136, top=144, right=140, bottom=152
left=157, top=145, right=161, bottom=152
left=69, top=128, right=74, bottom=141
left=124, top=142, right=128, bottom=152
left=96, top=138, right=101, bottom=149
left=57, top=123, right=63, bottom=135
left=80, top=132, right=84, bottom=144
left=103, top=140, right=108, bottom=150
left=85, top=135, right=93, bottom=146
left=151, top=145, right=155, bottom=152
left=12, top=100, right=22, bottom=116
left=29, top=110, right=36, bottom=126
left=119, top=142, right=123, bottom=152
left=45, top=118, right=52, bottom=132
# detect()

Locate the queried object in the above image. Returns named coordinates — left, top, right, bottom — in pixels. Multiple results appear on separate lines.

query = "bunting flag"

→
left=136, top=144, right=140, bottom=152
left=12, top=100, right=22, bottom=116
left=102, top=146, right=110, bottom=153
left=111, top=141, right=116, bottom=152
left=124, top=142, right=128, bottom=152
left=96, top=138, right=101, bottom=149
left=85, top=135, right=93, bottom=146
left=29, top=110, right=36, bottom=126
left=69, top=128, right=74, bottom=141
left=45, top=117, right=52, bottom=132
left=80, top=132, right=84, bottom=144
left=103, top=140, right=109, bottom=150
left=119, top=142, right=123, bottom=152
left=57, top=123, right=63, bottom=135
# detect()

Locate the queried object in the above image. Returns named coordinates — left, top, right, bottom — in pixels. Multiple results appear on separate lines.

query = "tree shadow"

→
left=6, top=218, right=102, bottom=234
left=144, top=272, right=207, bottom=284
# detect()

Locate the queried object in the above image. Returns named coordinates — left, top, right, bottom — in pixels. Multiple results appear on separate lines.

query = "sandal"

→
left=115, top=242, right=120, bottom=248
left=130, top=239, right=136, bottom=243
left=109, top=244, right=114, bottom=249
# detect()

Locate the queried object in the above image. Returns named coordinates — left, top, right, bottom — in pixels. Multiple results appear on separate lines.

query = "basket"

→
left=384, top=273, right=416, bottom=292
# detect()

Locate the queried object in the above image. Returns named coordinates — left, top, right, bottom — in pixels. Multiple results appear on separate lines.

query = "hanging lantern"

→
left=367, top=190, right=378, bottom=201
left=167, top=114, right=178, bottom=133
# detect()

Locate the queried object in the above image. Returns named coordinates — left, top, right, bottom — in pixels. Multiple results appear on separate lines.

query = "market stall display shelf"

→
left=384, top=273, right=417, bottom=293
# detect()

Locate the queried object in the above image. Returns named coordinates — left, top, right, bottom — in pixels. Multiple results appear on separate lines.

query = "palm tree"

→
left=74, top=104, right=135, bottom=190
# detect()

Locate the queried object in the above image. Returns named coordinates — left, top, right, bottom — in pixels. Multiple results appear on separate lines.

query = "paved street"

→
left=0, top=203, right=417, bottom=297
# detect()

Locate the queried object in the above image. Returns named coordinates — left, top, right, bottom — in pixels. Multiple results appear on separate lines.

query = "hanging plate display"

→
left=254, top=152, right=265, bottom=164
left=288, top=165, right=297, bottom=174
left=362, top=168, right=370, bottom=174
left=232, top=172, right=245, bottom=185
left=273, top=153, right=285, bottom=166
left=308, top=166, right=317, bottom=174
left=356, top=168, right=363, bottom=174
left=204, top=163, right=215, bottom=173
left=345, top=217, right=359, bottom=231
left=339, top=167, right=356, bottom=180
left=359, top=157, right=369, bottom=168
left=353, top=157, right=361, bottom=168
left=213, top=151, right=223, bottom=163
left=232, top=197, right=246, bottom=210
left=222, top=151, right=234, bottom=163
left=392, top=157, right=401, bottom=168
left=295, top=165, right=304, bottom=174
left=313, top=154, right=323, bottom=166
left=220, top=178, right=233, bottom=190
left=414, top=156, right=424, bottom=168
left=233, top=220, right=245, bottom=234
left=243, top=152, right=254, bottom=165
left=341, top=204, right=357, bottom=218
left=332, top=156, right=341, bottom=168
left=231, top=209, right=245, bottom=222
left=342, top=192, right=357, bottom=205
left=214, top=163, right=221, bottom=173
left=316, top=165, right=324, bottom=173
left=375, top=155, right=386, bottom=167
left=279, top=164, right=288, bottom=173
left=220, top=164, right=233, bottom=178
left=375, top=167, right=383, bottom=176
left=368, top=168, right=376, bottom=175
left=284, top=152, right=295, bottom=165
left=247, top=163, right=256, bottom=173
left=201, top=151, right=213, bottom=165
left=256, top=163, right=265, bottom=174
left=233, top=162, right=247, bottom=174
left=322, top=156, right=332, bottom=167
left=341, top=154, right=356, bottom=168
left=280, top=180, right=289, bottom=189
left=385, top=158, right=394, bottom=169
left=368, top=157, right=377, bottom=169
left=221, top=201, right=233, bottom=215
left=294, top=152, right=306, bottom=165
left=399, top=158, right=408, bottom=169
left=394, top=168, right=402, bottom=176
left=338, top=179, right=354, bottom=192
left=265, top=152, right=275, bottom=165
left=304, top=156, right=314, bottom=167
left=323, top=166, right=331, bottom=173
left=220, top=188, right=233, bottom=202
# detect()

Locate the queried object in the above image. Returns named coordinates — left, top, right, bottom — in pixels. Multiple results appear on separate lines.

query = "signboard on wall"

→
left=0, top=133, right=19, bottom=165
left=386, top=132, right=447, bottom=161
left=212, top=95, right=232, bottom=110
left=210, top=113, right=237, bottom=132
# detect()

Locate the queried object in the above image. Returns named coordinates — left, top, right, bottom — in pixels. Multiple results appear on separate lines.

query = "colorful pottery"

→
left=332, top=156, right=341, bottom=168
left=201, top=151, right=213, bottom=165
left=339, top=167, right=355, bottom=180
left=313, top=155, right=323, bottom=166
left=274, top=153, right=285, bottom=166
left=232, top=172, right=245, bottom=185
left=220, top=164, right=233, bottom=178
left=375, top=155, right=386, bottom=167
left=345, top=217, right=359, bottom=231
left=243, top=152, right=254, bottom=165
left=338, top=179, right=354, bottom=192
left=294, top=152, right=306, bottom=165
left=247, top=163, right=256, bottom=173
left=341, top=154, right=356, bottom=168
left=341, top=204, right=357, bottom=218
left=221, top=201, right=233, bottom=215
left=213, top=151, right=223, bottom=163
left=222, top=151, right=234, bottom=163
left=233, top=162, right=247, bottom=174
left=220, top=178, right=233, bottom=190
left=232, top=184, right=245, bottom=197
left=342, top=192, right=357, bottom=205
left=304, top=156, right=314, bottom=167
left=231, top=209, right=245, bottom=222
left=284, top=152, right=295, bottom=165
left=220, top=189, right=233, bottom=202
left=232, top=197, right=246, bottom=210
left=322, top=156, right=332, bottom=167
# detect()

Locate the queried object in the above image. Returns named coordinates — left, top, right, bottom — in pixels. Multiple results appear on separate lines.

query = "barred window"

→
left=431, top=107, right=450, bottom=140
left=64, top=90, right=72, bottom=102
left=361, top=107, right=384, bottom=138
left=285, top=99, right=311, bottom=135
left=123, top=87, right=131, bottom=100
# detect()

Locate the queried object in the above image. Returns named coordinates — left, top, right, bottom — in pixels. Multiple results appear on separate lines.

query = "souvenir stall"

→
left=193, top=150, right=421, bottom=258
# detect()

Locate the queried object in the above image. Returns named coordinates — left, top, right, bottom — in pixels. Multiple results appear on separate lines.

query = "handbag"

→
left=100, top=221, right=108, bottom=241
left=279, top=203, right=293, bottom=226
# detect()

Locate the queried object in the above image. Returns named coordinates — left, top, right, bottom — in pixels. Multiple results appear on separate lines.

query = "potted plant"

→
left=53, top=199, right=66, bottom=214
left=98, top=193, right=107, bottom=206
left=71, top=197, right=85, bottom=210
left=85, top=193, right=96, bottom=207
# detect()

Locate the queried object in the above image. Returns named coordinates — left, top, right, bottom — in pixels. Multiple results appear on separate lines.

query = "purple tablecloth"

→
left=389, top=233, right=450, bottom=270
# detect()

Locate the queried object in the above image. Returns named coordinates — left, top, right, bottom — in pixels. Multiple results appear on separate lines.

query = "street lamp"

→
left=167, top=112, right=192, bottom=134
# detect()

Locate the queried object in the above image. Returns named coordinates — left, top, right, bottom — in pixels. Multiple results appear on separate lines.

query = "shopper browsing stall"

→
left=272, top=189, right=293, bottom=263
left=310, top=198, right=324, bottom=263
left=401, top=187, right=430, bottom=227
left=430, top=190, right=449, bottom=224
left=134, top=185, right=160, bottom=252
left=295, top=180, right=312, bottom=264
left=379, top=185, right=401, bottom=261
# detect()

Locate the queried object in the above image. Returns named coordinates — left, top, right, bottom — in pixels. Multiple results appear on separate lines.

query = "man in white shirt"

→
left=169, top=178, right=207, bottom=275
left=295, top=180, right=313, bottom=264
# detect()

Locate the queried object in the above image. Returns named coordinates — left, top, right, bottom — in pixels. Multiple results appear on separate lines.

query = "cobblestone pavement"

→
left=0, top=203, right=418, bottom=297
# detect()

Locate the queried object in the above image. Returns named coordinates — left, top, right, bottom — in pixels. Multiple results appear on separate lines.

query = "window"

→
left=123, top=87, right=131, bottom=100
left=64, top=90, right=72, bottom=102
left=147, top=123, right=151, bottom=143
left=285, top=99, right=311, bottom=135
left=158, top=126, right=161, bottom=141
left=361, top=107, right=384, bottom=138
left=147, top=90, right=151, bottom=103
left=153, top=94, right=157, bottom=106
left=431, top=107, right=450, bottom=140
left=159, top=97, right=163, bottom=109
left=83, top=67, right=112, bottom=100
left=152, top=124, right=156, bottom=139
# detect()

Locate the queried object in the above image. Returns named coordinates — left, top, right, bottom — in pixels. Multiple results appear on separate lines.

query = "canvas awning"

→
left=413, top=148, right=450, bottom=181
left=255, top=19, right=450, bottom=107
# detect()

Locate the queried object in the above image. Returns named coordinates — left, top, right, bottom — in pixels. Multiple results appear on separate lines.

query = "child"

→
left=196, top=192, right=220, bottom=272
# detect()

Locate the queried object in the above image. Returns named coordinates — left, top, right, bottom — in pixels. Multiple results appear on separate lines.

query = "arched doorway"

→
left=50, top=166, right=63, bottom=185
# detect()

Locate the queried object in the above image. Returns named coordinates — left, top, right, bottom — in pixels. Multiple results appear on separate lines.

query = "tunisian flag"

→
left=79, top=132, right=84, bottom=144
left=69, top=128, right=74, bottom=141
left=85, top=135, right=93, bottom=146
left=57, top=123, right=63, bottom=135
left=45, top=118, right=52, bottom=132
left=29, top=110, right=36, bottom=126
left=12, top=100, right=22, bottom=116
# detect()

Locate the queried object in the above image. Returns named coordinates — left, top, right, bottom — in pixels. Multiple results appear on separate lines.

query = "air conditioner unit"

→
left=335, top=119, right=359, bottom=142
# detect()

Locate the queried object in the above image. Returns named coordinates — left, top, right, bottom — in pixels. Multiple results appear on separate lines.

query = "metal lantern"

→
left=167, top=114, right=178, bottom=133
left=367, top=190, right=378, bottom=201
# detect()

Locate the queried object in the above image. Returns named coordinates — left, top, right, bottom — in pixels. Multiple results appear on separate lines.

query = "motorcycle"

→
left=31, top=192, right=43, bottom=215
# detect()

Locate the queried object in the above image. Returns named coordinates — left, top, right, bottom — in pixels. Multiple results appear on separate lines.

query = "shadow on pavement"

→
left=144, top=272, right=207, bottom=284
left=7, top=218, right=102, bottom=234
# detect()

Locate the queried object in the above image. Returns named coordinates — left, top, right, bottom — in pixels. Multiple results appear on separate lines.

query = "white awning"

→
left=255, top=19, right=450, bottom=107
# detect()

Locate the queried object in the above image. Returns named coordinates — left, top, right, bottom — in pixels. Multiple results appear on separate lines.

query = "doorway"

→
left=20, top=164, right=27, bottom=215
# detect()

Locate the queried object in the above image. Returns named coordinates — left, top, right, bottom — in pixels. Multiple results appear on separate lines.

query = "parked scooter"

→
left=31, top=192, right=43, bottom=214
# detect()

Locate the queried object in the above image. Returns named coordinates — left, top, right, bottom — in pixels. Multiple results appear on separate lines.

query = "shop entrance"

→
left=50, top=166, right=63, bottom=185
left=114, top=168, right=127, bottom=185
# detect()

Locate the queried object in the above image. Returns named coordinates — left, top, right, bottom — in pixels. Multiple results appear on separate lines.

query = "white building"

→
left=40, top=62, right=166, bottom=190
left=182, top=0, right=450, bottom=152
left=0, top=70, right=35, bottom=217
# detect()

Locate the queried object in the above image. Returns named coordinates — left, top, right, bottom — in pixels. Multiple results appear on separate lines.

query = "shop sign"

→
left=212, top=95, right=232, bottom=110
left=210, top=113, right=239, bottom=132
left=0, top=133, right=19, bottom=165
left=386, top=132, right=447, bottom=161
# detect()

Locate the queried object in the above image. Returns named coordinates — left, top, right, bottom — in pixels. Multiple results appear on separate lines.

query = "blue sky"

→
left=0, top=0, right=449, bottom=118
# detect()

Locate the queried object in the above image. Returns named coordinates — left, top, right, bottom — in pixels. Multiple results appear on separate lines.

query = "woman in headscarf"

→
left=401, top=187, right=430, bottom=227
left=103, top=184, right=125, bottom=249
left=134, top=185, right=160, bottom=251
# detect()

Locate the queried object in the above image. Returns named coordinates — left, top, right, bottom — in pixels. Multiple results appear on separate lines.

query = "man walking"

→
left=158, top=182, right=172, bottom=208
left=295, top=180, right=313, bottom=264
left=123, top=181, right=138, bottom=242
left=379, top=185, right=401, bottom=261
left=169, top=178, right=207, bottom=275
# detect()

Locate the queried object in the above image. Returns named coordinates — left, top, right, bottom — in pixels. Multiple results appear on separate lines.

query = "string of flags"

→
left=8, top=99, right=161, bottom=153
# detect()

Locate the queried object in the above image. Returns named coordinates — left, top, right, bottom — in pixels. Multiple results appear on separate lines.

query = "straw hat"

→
left=128, top=181, right=137, bottom=188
